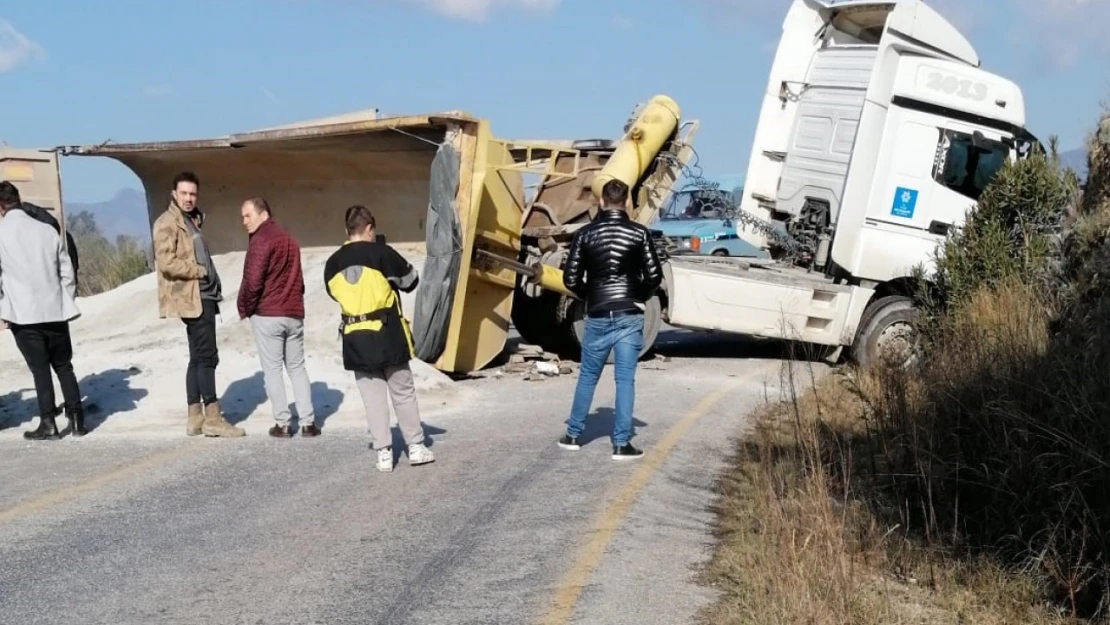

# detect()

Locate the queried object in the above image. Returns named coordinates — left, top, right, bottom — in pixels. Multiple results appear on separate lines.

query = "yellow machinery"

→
left=457, top=93, right=693, bottom=369
left=505, top=94, right=697, bottom=363
left=59, top=95, right=697, bottom=373
left=590, top=95, right=682, bottom=202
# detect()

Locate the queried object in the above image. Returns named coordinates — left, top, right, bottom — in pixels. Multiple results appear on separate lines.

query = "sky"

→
left=1, top=0, right=1108, bottom=203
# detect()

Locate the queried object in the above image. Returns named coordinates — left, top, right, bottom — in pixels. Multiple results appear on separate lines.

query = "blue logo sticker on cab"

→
left=891, top=186, right=918, bottom=219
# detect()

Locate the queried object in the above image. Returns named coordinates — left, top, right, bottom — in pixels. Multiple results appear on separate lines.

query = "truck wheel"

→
left=570, top=295, right=662, bottom=364
left=711, top=249, right=728, bottom=257
left=850, top=295, right=921, bottom=370
left=510, top=287, right=567, bottom=355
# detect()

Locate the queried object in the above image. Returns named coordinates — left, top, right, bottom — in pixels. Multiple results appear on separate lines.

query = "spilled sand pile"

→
left=0, top=245, right=468, bottom=439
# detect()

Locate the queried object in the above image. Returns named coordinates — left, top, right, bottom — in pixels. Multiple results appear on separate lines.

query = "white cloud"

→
left=922, top=0, right=989, bottom=33
left=0, top=19, right=44, bottom=73
left=1010, top=0, right=1110, bottom=70
left=929, top=0, right=1110, bottom=70
left=405, top=0, right=560, bottom=22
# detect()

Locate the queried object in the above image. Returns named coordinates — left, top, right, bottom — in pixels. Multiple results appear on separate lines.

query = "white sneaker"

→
left=376, top=447, right=394, bottom=472
left=408, top=443, right=435, bottom=466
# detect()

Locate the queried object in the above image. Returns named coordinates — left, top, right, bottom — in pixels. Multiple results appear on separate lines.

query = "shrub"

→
left=858, top=115, right=1110, bottom=619
left=932, top=145, right=1074, bottom=313
left=66, top=210, right=151, bottom=296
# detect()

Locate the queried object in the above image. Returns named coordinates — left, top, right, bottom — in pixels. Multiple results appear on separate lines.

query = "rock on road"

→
left=0, top=332, right=812, bottom=625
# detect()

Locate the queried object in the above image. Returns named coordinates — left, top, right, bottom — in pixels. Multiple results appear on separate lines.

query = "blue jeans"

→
left=565, top=313, right=645, bottom=447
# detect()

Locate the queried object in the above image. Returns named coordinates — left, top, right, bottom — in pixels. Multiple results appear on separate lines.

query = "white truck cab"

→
left=660, top=0, right=1037, bottom=366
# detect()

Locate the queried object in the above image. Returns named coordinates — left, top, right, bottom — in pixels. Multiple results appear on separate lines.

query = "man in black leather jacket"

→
left=557, top=178, right=663, bottom=460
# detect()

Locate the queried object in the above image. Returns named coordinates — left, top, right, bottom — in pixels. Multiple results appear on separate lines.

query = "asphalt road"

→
left=0, top=330, right=816, bottom=625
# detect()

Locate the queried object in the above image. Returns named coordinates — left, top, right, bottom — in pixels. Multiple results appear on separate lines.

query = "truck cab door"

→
left=863, top=107, right=1011, bottom=236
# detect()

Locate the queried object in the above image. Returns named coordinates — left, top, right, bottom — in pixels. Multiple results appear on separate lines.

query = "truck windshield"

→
left=661, top=188, right=736, bottom=220
left=935, top=130, right=1010, bottom=201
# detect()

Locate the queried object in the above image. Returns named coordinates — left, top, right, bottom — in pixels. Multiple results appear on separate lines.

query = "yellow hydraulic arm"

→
left=434, top=95, right=684, bottom=372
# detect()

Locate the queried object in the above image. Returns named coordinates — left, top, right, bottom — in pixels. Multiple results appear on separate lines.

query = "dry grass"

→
left=698, top=370, right=900, bottom=625
left=697, top=283, right=1104, bottom=624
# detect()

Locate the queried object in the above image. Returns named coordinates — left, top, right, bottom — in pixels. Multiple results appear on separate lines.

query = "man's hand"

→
left=0, top=320, right=9, bottom=331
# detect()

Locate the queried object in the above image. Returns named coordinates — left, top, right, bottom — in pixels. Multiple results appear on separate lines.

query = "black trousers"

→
left=182, top=299, right=220, bottom=405
left=11, top=322, right=82, bottom=418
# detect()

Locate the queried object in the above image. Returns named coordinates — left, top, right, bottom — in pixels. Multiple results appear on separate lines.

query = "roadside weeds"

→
left=696, top=354, right=1078, bottom=625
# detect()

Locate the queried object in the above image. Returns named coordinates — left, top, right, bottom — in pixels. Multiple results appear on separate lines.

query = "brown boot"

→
left=201, top=401, right=245, bottom=438
left=187, top=403, right=204, bottom=436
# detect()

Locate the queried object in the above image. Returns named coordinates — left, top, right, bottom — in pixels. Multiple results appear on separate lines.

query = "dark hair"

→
left=345, top=205, right=376, bottom=234
left=0, top=181, right=21, bottom=208
left=246, top=196, right=272, bottom=216
left=601, top=178, right=629, bottom=207
left=172, top=171, right=200, bottom=191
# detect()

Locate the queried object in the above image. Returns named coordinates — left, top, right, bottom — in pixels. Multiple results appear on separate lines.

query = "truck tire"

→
left=711, top=249, right=728, bottom=257
left=850, top=295, right=921, bottom=370
left=510, top=287, right=568, bottom=355
left=569, top=295, right=662, bottom=364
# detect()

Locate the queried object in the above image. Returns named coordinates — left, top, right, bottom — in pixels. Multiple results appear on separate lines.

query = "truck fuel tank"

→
left=590, top=95, right=681, bottom=201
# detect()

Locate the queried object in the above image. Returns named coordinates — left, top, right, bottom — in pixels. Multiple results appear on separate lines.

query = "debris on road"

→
left=464, top=343, right=577, bottom=381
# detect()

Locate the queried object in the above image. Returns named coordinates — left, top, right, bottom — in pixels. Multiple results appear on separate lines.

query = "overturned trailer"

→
left=60, top=100, right=696, bottom=374
left=62, top=112, right=481, bottom=254
left=0, top=147, right=66, bottom=226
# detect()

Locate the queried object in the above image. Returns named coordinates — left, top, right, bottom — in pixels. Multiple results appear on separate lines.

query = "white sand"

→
left=0, top=246, right=467, bottom=439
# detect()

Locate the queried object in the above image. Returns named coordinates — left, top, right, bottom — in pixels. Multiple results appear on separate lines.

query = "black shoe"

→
left=269, top=424, right=293, bottom=438
left=24, top=415, right=62, bottom=441
left=67, top=407, right=88, bottom=437
left=558, top=435, right=581, bottom=450
left=611, top=444, right=643, bottom=460
left=300, top=423, right=321, bottom=437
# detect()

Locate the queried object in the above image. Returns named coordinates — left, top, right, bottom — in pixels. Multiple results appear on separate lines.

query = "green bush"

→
left=932, top=146, right=1075, bottom=312
left=66, top=210, right=151, bottom=297
left=857, top=121, right=1110, bottom=618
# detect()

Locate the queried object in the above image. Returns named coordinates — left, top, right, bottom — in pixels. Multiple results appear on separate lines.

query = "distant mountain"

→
left=1060, top=148, right=1088, bottom=181
left=65, top=188, right=150, bottom=243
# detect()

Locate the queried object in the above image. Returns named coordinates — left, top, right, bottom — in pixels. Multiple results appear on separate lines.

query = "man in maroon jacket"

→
left=237, top=197, right=318, bottom=438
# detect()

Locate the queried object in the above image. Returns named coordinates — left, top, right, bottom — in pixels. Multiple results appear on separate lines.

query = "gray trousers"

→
left=355, top=362, right=425, bottom=450
left=250, top=316, right=315, bottom=427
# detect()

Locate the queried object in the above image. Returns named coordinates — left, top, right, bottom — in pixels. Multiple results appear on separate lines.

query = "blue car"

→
left=651, top=176, right=768, bottom=259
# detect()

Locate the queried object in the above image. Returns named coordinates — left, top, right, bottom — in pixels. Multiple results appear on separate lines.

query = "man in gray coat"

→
left=0, top=181, right=85, bottom=439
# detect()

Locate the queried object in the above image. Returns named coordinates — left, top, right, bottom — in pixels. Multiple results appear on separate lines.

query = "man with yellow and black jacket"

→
left=324, top=205, right=435, bottom=473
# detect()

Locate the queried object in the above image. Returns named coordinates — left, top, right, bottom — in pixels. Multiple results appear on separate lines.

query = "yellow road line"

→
left=0, top=442, right=196, bottom=525
left=538, top=380, right=739, bottom=625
